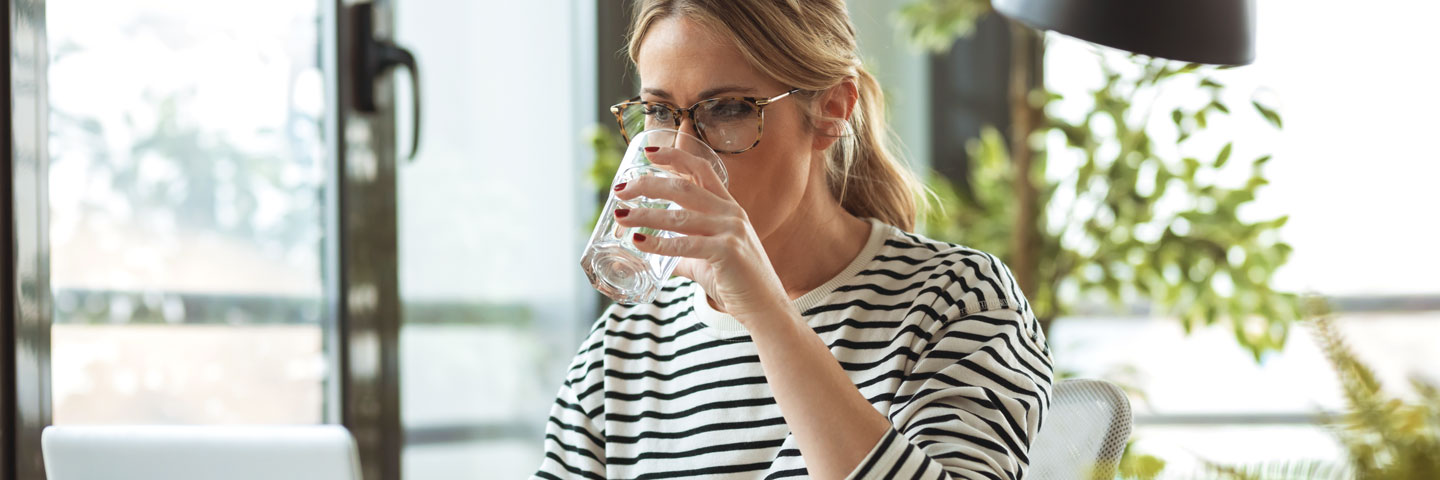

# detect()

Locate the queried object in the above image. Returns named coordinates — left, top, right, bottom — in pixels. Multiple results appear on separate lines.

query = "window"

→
left=15, top=0, right=603, bottom=477
left=46, top=0, right=332, bottom=425
left=392, top=1, right=594, bottom=478
left=1042, top=0, right=1440, bottom=473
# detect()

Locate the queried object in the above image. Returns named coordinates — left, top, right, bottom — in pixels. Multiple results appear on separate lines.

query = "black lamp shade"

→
left=993, top=0, right=1257, bottom=65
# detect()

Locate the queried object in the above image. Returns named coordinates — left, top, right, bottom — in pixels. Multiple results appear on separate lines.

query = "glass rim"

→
left=625, top=128, right=728, bottom=186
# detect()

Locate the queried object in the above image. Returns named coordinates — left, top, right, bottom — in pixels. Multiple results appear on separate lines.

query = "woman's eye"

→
left=707, top=101, right=754, bottom=121
left=644, top=106, right=675, bottom=123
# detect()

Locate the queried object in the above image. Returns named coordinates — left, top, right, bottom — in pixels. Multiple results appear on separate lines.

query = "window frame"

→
left=5, top=0, right=53, bottom=477
left=336, top=1, right=403, bottom=479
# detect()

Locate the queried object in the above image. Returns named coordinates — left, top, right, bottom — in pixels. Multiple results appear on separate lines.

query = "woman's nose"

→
left=677, top=116, right=701, bottom=140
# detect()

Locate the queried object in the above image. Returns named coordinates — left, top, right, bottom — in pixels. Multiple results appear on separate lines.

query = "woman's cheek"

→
left=730, top=173, right=763, bottom=217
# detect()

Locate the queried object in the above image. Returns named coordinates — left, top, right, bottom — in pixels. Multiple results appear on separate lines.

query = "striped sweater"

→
left=536, top=218, right=1053, bottom=480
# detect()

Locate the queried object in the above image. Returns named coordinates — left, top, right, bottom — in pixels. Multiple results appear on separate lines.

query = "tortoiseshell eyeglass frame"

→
left=609, top=88, right=802, bottom=155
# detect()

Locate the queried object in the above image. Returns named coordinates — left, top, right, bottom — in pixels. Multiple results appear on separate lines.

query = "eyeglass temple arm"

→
left=757, top=88, right=801, bottom=106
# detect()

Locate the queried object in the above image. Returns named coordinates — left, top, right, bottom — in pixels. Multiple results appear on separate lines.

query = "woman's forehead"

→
left=635, top=17, right=769, bottom=101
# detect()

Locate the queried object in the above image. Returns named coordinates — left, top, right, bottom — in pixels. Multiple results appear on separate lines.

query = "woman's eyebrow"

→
left=640, top=87, right=672, bottom=100
left=640, top=85, right=758, bottom=102
left=697, top=85, right=756, bottom=99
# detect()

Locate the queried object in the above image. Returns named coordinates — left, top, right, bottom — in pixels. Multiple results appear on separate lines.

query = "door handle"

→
left=351, top=3, right=422, bottom=160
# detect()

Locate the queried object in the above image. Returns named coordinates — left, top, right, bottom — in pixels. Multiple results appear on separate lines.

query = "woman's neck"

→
left=762, top=186, right=873, bottom=301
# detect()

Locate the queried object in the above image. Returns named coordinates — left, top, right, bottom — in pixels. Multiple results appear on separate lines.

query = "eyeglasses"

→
left=609, top=88, right=801, bottom=154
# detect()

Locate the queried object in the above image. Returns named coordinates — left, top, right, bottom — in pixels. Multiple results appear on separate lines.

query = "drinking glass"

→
left=581, top=129, right=728, bottom=305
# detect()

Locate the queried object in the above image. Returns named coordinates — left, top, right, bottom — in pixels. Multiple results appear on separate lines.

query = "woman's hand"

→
left=612, top=146, right=791, bottom=321
left=618, top=146, right=895, bottom=479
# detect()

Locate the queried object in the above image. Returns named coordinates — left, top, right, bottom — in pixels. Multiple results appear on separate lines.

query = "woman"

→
left=536, top=1, right=1052, bottom=479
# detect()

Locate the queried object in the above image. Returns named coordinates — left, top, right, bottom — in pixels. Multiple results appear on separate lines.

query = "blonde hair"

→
left=627, top=0, right=926, bottom=231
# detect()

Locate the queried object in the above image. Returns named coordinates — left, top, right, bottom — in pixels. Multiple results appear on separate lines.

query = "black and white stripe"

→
left=536, top=219, right=1053, bottom=479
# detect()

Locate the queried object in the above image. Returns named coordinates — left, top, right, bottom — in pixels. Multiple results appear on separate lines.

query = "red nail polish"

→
left=613, top=182, right=626, bottom=191
left=643, top=146, right=659, bottom=153
left=614, top=208, right=630, bottom=218
left=633, top=232, right=647, bottom=242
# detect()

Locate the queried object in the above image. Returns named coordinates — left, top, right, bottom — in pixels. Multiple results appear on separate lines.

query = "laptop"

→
left=41, top=425, right=362, bottom=480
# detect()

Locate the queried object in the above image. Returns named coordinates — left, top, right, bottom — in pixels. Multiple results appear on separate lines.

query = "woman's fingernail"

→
left=633, top=232, right=647, bottom=242
left=643, top=146, right=659, bottom=153
left=613, top=182, right=626, bottom=191
left=614, top=208, right=630, bottom=218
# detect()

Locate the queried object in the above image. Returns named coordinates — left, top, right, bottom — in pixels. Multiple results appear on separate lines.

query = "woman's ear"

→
left=811, top=77, right=858, bottom=152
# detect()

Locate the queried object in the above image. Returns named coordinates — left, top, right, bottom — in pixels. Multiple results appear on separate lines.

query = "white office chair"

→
left=1028, top=379, right=1134, bottom=480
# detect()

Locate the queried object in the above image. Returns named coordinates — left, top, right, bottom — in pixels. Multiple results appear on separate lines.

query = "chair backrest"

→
left=1028, top=379, right=1134, bottom=480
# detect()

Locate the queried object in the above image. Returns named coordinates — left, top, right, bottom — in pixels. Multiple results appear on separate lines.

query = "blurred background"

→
left=6, top=0, right=1437, bottom=478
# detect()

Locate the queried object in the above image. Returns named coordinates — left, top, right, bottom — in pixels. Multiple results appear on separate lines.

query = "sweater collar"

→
left=691, top=217, right=892, bottom=338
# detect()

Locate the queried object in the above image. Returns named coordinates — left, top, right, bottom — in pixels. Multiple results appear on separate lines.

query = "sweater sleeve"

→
left=846, top=302, right=1054, bottom=480
left=534, top=319, right=609, bottom=480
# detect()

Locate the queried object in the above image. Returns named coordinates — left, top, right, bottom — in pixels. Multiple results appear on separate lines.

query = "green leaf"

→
left=1266, top=215, right=1290, bottom=229
left=1252, top=100, right=1284, bottom=128
left=1058, top=123, right=1088, bottom=147
left=1077, top=159, right=1095, bottom=188
left=896, top=0, right=994, bottom=52
left=1171, top=108, right=1184, bottom=127
left=1153, top=167, right=1173, bottom=199
left=1118, top=449, right=1168, bottom=480
left=1216, top=142, right=1234, bottom=168
left=1183, top=157, right=1201, bottom=177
